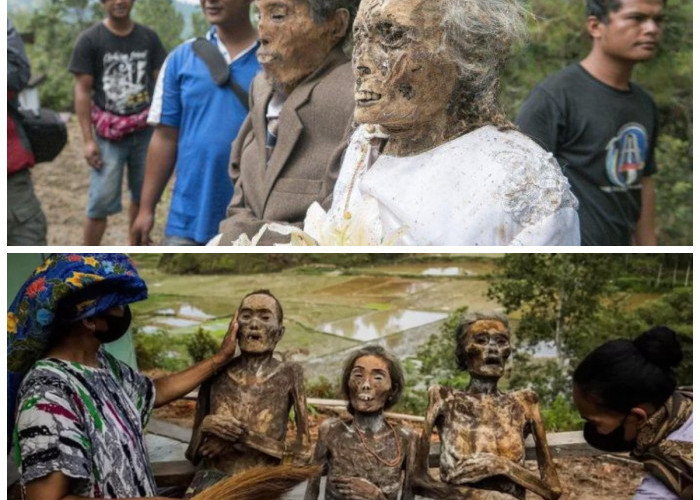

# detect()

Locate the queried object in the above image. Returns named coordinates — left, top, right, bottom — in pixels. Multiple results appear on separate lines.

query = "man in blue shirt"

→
left=132, top=0, right=259, bottom=245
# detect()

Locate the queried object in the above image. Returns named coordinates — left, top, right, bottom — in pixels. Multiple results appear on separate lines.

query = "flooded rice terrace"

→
left=129, top=256, right=530, bottom=380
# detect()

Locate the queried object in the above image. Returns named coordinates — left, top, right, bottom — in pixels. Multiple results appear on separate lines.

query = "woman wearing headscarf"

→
left=8, top=254, right=238, bottom=500
left=573, top=326, right=692, bottom=500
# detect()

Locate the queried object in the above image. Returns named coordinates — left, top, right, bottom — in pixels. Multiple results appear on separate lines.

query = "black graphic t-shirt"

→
left=517, top=64, right=658, bottom=246
left=69, top=22, right=167, bottom=116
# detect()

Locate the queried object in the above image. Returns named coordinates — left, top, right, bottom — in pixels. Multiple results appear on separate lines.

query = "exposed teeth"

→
left=356, top=90, right=381, bottom=101
left=359, top=394, right=373, bottom=401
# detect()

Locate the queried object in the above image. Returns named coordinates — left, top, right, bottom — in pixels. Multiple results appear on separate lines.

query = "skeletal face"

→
left=462, top=320, right=511, bottom=378
left=237, top=294, right=283, bottom=354
left=348, top=355, right=392, bottom=414
left=352, top=0, right=457, bottom=134
left=255, top=0, right=340, bottom=93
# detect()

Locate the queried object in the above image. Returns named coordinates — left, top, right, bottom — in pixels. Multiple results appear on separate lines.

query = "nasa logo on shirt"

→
left=605, top=123, right=648, bottom=188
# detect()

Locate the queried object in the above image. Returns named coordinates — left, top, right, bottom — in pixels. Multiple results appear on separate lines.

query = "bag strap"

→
left=192, top=37, right=249, bottom=111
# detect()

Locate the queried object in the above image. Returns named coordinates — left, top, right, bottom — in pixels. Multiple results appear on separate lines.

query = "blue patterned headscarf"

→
left=7, top=253, right=148, bottom=436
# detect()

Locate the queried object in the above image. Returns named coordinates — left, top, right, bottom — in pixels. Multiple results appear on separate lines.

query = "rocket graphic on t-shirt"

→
left=604, top=123, right=648, bottom=188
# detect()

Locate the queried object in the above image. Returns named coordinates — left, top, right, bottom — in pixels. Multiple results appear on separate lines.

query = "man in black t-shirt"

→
left=69, top=0, right=166, bottom=245
left=517, top=0, right=665, bottom=246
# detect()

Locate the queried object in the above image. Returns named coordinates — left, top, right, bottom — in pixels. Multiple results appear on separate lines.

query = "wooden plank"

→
left=148, top=418, right=193, bottom=443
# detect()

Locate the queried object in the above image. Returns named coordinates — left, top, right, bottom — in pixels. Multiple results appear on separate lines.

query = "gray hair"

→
left=454, top=310, right=510, bottom=370
left=441, top=0, right=528, bottom=130
left=308, top=0, right=360, bottom=51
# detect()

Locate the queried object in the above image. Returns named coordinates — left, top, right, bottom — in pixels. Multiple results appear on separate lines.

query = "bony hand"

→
left=83, top=139, right=102, bottom=169
left=201, top=414, right=246, bottom=442
left=199, top=435, right=230, bottom=459
left=131, top=211, right=154, bottom=246
left=332, top=476, right=385, bottom=500
left=450, top=453, right=511, bottom=484
left=218, top=313, right=239, bottom=360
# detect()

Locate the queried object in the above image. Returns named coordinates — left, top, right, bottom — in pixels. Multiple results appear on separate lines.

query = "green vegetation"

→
left=186, top=327, right=219, bottom=363
left=134, top=328, right=190, bottom=372
left=156, top=254, right=406, bottom=275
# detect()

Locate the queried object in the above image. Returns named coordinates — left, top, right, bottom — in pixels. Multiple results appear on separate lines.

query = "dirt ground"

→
left=153, top=399, right=645, bottom=500
left=31, top=116, right=171, bottom=246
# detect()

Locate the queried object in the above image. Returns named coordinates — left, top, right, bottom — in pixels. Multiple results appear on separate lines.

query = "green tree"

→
left=13, top=0, right=101, bottom=110
left=191, top=11, right=210, bottom=37
left=186, top=327, right=219, bottom=363
left=487, top=254, right=617, bottom=366
left=133, top=0, right=184, bottom=51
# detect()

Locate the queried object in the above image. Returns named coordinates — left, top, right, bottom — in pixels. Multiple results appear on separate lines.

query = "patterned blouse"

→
left=14, top=349, right=157, bottom=498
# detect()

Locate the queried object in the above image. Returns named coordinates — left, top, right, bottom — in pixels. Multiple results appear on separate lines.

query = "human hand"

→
left=449, top=453, right=511, bottom=484
left=201, top=414, right=246, bottom=443
left=83, top=139, right=102, bottom=169
left=332, top=476, right=385, bottom=500
left=131, top=211, right=155, bottom=246
left=199, top=434, right=231, bottom=459
left=218, top=314, right=239, bottom=360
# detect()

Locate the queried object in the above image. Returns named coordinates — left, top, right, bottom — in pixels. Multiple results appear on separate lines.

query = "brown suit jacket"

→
left=218, top=47, right=354, bottom=245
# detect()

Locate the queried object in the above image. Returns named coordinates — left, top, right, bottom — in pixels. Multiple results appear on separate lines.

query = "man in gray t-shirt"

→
left=517, top=0, right=665, bottom=246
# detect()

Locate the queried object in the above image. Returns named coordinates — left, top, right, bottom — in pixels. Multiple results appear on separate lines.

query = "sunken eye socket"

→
left=376, top=21, right=407, bottom=48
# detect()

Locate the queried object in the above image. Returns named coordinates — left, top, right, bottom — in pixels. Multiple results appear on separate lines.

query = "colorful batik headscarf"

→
left=7, top=253, right=148, bottom=437
left=632, top=390, right=693, bottom=499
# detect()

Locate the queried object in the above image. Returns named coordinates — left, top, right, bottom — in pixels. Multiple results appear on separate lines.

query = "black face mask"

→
left=583, top=420, right=635, bottom=452
left=94, top=306, right=132, bottom=343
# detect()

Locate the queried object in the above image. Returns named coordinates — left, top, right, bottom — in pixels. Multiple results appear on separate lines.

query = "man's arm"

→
left=24, top=471, right=171, bottom=500
left=131, top=125, right=178, bottom=245
left=152, top=316, right=236, bottom=407
left=634, top=176, right=657, bottom=245
left=74, top=73, right=101, bottom=169
left=292, top=365, right=311, bottom=453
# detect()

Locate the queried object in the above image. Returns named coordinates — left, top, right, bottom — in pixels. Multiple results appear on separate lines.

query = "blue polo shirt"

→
left=149, top=28, right=260, bottom=244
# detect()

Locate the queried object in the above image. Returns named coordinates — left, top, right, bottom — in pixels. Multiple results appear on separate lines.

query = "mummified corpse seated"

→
left=186, top=290, right=310, bottom=494
left=415, top=312, right=562, bottom=500
left=305, top=346, right=416, bottom=500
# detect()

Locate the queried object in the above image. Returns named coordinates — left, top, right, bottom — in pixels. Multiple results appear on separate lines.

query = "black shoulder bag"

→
left=192, top=38, right=250, bottom=111
left=9, top=102, right=68, bottom=164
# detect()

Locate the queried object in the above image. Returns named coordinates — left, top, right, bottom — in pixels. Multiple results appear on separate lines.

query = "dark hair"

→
left=341, top=345, right=404, bottom=414
left=586, top=0, right=666, bottom=22
left=573, top=326, right=682, bottom=413
left=308, top=0, right=360, bottom=49
left=454, top=310, right=510, bottom=370
left=238, top=289, right=283, bottom=323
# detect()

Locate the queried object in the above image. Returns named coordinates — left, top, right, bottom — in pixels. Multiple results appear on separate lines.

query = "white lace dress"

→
left=316, top=124, right=580, bottom=246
